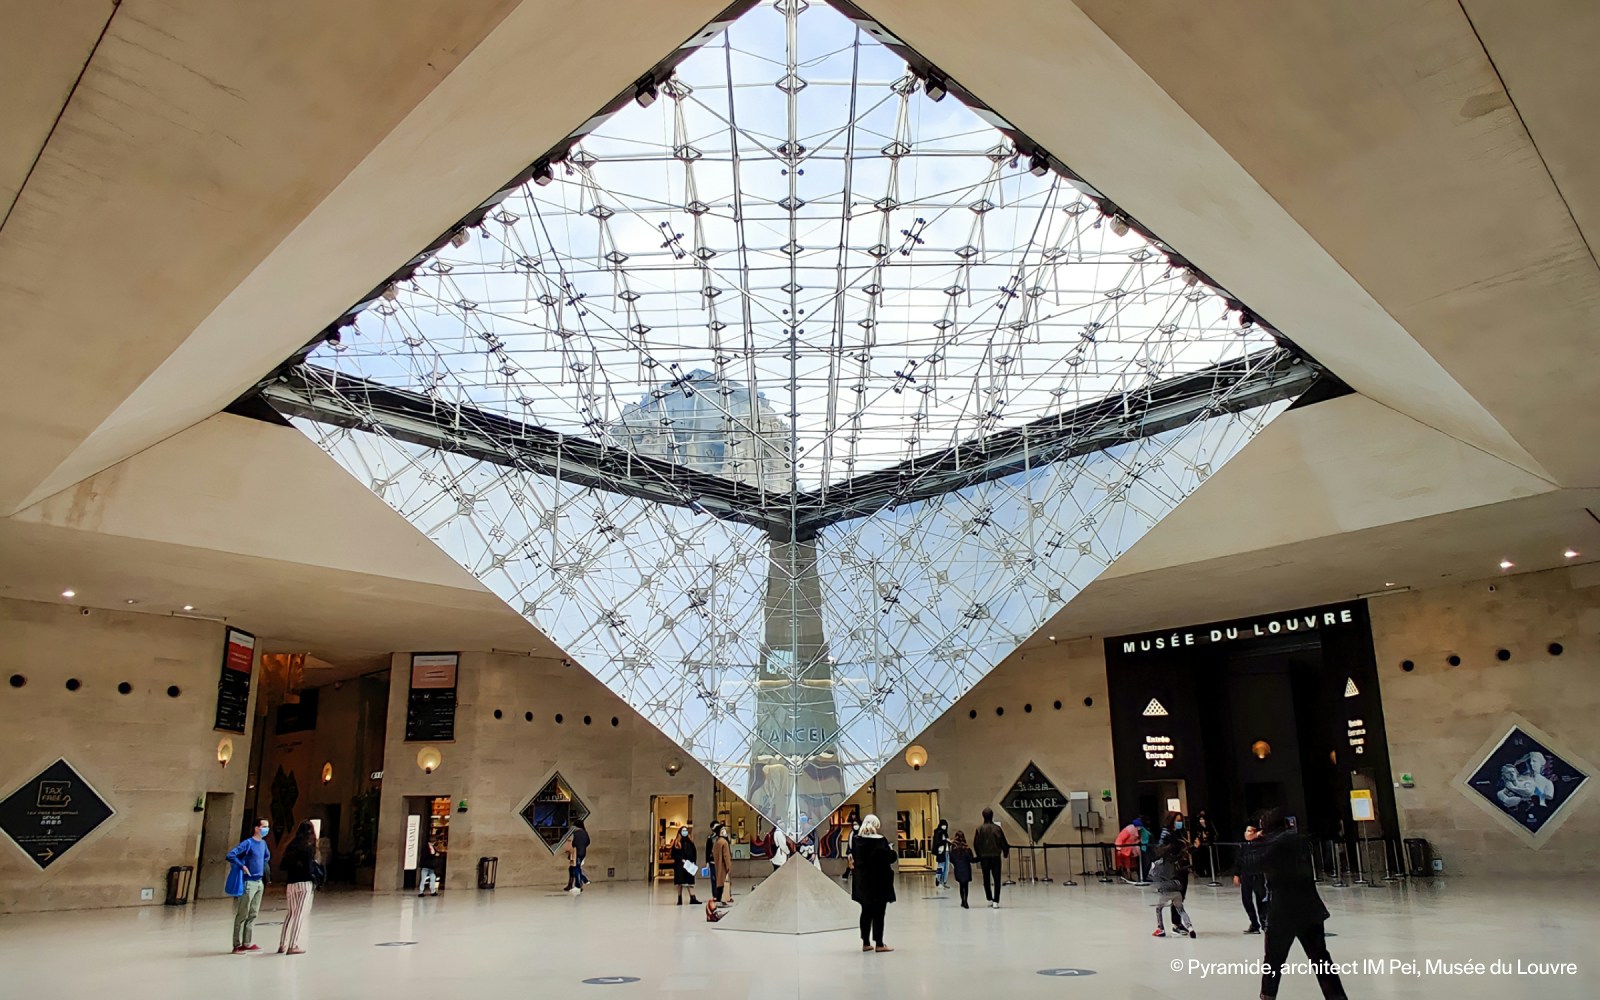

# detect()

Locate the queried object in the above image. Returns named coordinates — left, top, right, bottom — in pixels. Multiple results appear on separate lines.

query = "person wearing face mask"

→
left=931, top=818, right=950, bottom=889
left=225, top=817, right=272, bottom=954
left=670, top=825, right=701, bottom=906
left=1154, top=811, right=1192, bottom=935
left=1234, top=819, right=1268, bottom=934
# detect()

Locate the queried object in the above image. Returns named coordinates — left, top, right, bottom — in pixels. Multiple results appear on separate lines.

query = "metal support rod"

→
left=1204, top=843, right=1222, bottom=887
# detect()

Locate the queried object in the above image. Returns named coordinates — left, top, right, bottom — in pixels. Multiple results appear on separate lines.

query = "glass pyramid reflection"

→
left=262, top=0, right=1317, bottom=835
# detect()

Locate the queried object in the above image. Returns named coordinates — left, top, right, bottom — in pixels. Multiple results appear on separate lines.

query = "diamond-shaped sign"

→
left=520, top=773, right=589, bottom=850
left=266, top=0, right=1309, bottom=836
left=0, top=759, right=114, bottom=869
left=1001, top=761, right=1065, bottom=840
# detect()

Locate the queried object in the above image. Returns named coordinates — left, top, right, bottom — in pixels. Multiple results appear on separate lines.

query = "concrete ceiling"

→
left=0, top=0, right=728, bottom=514
left=2, top=0, right=1598, bottom=661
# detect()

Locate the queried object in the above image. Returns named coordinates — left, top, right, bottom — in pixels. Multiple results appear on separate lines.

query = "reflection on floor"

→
left=1, top=874, right=1590, bottom=998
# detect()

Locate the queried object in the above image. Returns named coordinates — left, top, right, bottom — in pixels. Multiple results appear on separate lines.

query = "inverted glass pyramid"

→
left=262, top=0, right=1315, bottom=835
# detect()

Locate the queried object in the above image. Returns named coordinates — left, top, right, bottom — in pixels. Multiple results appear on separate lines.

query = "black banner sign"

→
left=0, top=759, right=115, bottom=869
left=213, top=626, right=256, bottom=733
left=405, top=653, right=459, bottom=742
left=1002, top=761, right=1066, bottom=840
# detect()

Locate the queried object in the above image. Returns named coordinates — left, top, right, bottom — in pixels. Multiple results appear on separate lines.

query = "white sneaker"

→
left=989, top=901, right=997, bottom=909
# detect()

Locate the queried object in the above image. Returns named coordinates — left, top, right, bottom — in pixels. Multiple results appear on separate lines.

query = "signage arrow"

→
left=35, top=848, right=54, bottom=863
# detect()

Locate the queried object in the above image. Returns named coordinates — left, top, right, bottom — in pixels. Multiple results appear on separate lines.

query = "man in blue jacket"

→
left=226, top=818, right=271, bottom=953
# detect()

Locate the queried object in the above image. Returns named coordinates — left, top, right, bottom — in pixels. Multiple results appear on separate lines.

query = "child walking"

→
left=1150, top=852, right=1195, bottom=937
left=949, top=830, right=975, bottom=909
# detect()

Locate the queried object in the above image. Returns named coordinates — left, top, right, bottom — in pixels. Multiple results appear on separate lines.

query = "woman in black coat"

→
left=669, top=826, right=700, bottom=906
left=850, top=814, right=897, bottom=952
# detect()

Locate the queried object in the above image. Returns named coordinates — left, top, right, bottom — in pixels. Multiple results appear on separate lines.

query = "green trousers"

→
left=232, top=879, right=263, bottom=948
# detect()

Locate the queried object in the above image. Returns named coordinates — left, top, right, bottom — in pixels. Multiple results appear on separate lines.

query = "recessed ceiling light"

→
left=182, top=605, right=195, bottom=612
left=61, top=589, right=75, bottom=599
left=1564, top=549, right=1580, bottom=559
left=125, top=599, right=138, bottom=605
left=1499, top=559, right=1514, bottom=570
left=1384, top=582, right=1395, bottom=587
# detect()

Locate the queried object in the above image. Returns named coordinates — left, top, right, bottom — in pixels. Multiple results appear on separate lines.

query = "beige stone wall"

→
left=873, top=638, right=1117, bottom=857
left=372, top=650, right=713, bottom=892
left=0, top=597, right=256, bottom=912
left=1369, top=567, right=1600, bottom=876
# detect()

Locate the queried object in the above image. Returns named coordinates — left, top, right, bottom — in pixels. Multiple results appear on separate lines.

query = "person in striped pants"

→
left=277, top=822, right=320, bottom=955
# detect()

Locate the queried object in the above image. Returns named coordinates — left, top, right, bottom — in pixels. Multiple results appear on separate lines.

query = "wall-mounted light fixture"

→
left=321, top=762, right=333, bottom=785
left=217, top=737, right=234, bottom=769
left=905, top=744, right=928, bottom=771
left=664, top=756, right=683, bottom=777
left=1251, top=740, right=1272, bottom=760
left=416, top=746, right=442, bottom=775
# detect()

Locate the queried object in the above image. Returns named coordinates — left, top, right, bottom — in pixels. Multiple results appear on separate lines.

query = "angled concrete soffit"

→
left=260, top=0, right=1322, bottom=835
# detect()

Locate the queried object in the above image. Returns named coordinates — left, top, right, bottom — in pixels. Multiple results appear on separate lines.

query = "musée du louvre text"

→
left=1121, top=607, right=1357, bottom=655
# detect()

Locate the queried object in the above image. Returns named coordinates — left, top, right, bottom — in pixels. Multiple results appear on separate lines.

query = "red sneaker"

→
left=244, top=944, right=261, bottom=952
left=1152, top=929, right=1166, bottom=937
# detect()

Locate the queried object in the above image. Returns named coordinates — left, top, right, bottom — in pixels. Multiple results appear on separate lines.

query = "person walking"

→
left=1155, top=811, right=1192, bottom=933
left=850, top=814, right=896, bottom=952
left=277, top=821, right=321, bottom=955
left=1234, top=819, right=1268, bottom=934
left=567, top=818, right=591, bottom=894
left=972, top=807, right=1010, bottom=908
left=1256, top=809, right=1348, bottom=1000
left=1149, top=849, right=1195, bottom=938
left=417, top=836, right=441, bottom=896
left=712, top=822, right=734, bottom=906
left=670, top=826, right=701, bottom=906
left=949, top=830, right=975, bottom=908
left=931, top=819, right=950, bottom=889
left=225, top=817, right=271, bottom=954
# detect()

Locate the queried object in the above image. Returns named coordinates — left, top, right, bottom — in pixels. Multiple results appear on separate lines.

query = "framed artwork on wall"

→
left=1456, top=715, right=1595, bottom=849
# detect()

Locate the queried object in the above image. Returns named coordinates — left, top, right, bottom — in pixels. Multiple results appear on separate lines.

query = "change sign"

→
left=1002, top=761, right=1066, bottom=840
left=0, top=759, right=115, bottom=869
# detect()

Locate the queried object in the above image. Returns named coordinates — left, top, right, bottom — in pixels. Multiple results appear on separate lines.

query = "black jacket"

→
left=973, top=822, right=1009, bottom=859
left=1236, top=838, right=1265, bottom=879
left=849, top=835, right=897, bottom=906
left=1257, top=832, right=1328, bottom=927
left=571, top=828, right=591, bottom=858
left=670, top=836, right=697, bottom=885
left=931, top=824, right=949, bottom=859
left=280, top=841, right=318, bottom=884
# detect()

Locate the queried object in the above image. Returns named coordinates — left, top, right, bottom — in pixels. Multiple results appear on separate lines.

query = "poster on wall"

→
left=212, top=626, right=256, bottom=734
left=0, top=759, right=115, bottom=869
left=1001, top=762, right=1066, bottom=841
left=405, top=653, right=459, bottom=742
left=1464, top=726, right=1589, bottom=836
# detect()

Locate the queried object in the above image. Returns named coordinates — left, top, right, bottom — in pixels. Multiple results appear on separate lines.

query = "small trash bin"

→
left=477, top=856, right=498, bottom=890
left=165, top=865, right=194, bottom=905
left=1403, top=838, right=1433, bottom=877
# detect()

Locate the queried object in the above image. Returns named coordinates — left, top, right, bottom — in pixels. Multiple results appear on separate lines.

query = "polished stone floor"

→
left=3, top=872, right=1593, bottom=998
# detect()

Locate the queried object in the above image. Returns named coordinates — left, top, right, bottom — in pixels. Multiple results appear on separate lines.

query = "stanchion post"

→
left=1205, top=843, right=1222, bottom=888
left=1382, top=837, right=1402, bottom=882
left=1354, top=833, right=1372, bottom=886
left=1330, top=839, right=1348, bottom=888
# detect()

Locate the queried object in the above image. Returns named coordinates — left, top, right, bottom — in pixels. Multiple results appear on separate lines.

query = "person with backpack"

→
left=948, top=830, right=975, bottom=908
left=278, top=821, right=323, bottom=955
